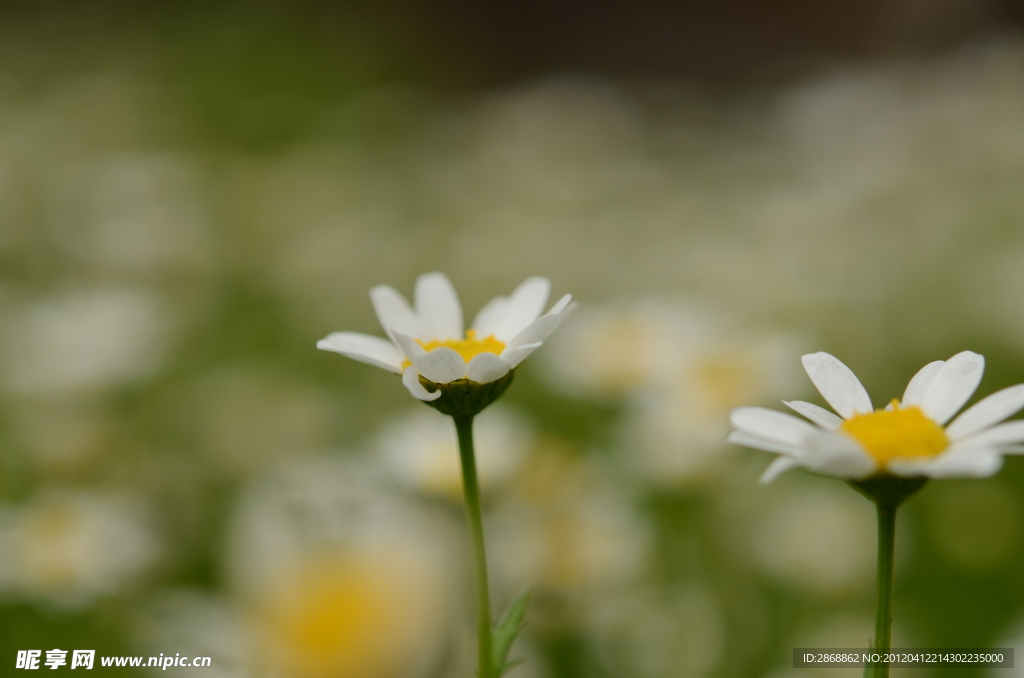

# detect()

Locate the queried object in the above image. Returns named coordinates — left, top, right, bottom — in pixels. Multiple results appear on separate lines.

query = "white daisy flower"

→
left=729, top=351, right=1024, bottom=483
left=317, top=272, right=575, bottom=402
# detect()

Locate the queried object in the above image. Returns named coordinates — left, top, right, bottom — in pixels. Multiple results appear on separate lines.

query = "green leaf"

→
left=498, top=659, right=524, bottom=677
left=491, top=589, right=531, bottom=677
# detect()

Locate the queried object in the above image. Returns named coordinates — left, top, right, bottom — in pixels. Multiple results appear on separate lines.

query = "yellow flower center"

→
left=840, top=400, right=949, bottom=467
left=402, top=330, right=506, bottom=369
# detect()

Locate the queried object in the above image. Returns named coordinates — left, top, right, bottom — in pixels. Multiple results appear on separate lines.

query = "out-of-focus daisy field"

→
left=3, top=1, right=1024, bottom=676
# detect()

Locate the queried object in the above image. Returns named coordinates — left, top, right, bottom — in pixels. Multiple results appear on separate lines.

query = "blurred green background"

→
left=3, top=1, right=1024, bottom=676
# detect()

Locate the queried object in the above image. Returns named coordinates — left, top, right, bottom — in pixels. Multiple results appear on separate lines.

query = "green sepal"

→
left=419, top=371, right=515, bottom=418
left=491, top=589, right=531, bottom=677
left=848, top=474, right=928, bottom=508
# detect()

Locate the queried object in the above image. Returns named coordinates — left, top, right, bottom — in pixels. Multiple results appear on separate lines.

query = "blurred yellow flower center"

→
left=840, top=400, right=949, bottom=467
left=404, top=330, right=505, bottom=368
left=260, top=553, right=430, bottom=678
left=693, top=352, right=761, bottom=410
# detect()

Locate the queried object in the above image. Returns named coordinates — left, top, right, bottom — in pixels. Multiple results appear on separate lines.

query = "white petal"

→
left=919, top=351, right=985, bottom=425
left=946, top=384, right=1024, bottom=440
left=413, top=347, right=467, bottom=383
left=727, top=430, right=803, bottom=457
left=558, top=300, right=578, bottom=319
left=402, top=366, right=440, bottom=401
left=888, top=447, right=1002, bottom=478
left=729, top=407, right=819, bottom=446
left=393, top=332, right=427, bottom=362
left=783, top=400, right=843, bottom=430
left=500, top=342, right=543, bottom=369
left=466, top=352, right=511, bottom=383
left=501, top=299, right=576, bottom=356
left=316, top=332, right=405, bottom=374
left=370, top=285, right=421, bottom=342
left=760, top=456, right=802, bottom=484
left=547, top=293, right=573, bottom=315
left=502, top=314, right=560, bottom=354
left=901, top=360, right=944, bottom=406
left=415, top=272, right=463, bottom=341
left=494, top=277, right=550, bottom=342
left=802, top=432, right=877, bottom=478
left=470, top=296, right=509, bottom=337
left=951, top=420, right=1024, bottom=449
left=394, top=333, right=469, bottom=383
left=801, top=353, right=873, bottom=419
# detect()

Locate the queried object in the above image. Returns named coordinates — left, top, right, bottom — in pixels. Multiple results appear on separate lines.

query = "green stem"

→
left=455, top=415, right=494, bottom=678
left=850, top=476, right=924, bottom=678
left=870, top=502, right=898, bottom=678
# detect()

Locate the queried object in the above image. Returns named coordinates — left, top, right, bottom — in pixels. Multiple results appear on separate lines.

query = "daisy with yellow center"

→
left=729, top=350, right=1024, bottom=678
left=317, top=272, right=575, bottom=678
left=729, top=351, right=1024, bottom=483
left=318, top=272, right=575, bottom=402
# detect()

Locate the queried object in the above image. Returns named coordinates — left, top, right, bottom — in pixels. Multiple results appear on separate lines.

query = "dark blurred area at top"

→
left=431, top=0, right=1024, bottom=83
left=3, top=0, right=1024, bottom=89
left=1, top=0, right=1023, bottom=153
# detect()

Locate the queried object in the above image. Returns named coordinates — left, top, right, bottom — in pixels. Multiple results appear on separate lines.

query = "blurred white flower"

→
left=588, top=585, right=725, bottom=678
left=377, top=405, right=534, bottom=499
left=0, top=490, right=158, bottom=607
left=489, top=446, right=651, bottom=614
left=225, top=457, right=457, bottom=678
left=731, top=351, right=1024, bottom=482
left=991, top=614, right=1024, bottom=678
left=144, top=588, right=553, bottom=678
left=1, top=288, right=174, bottom=395
left=491, top=493, right=649, bottom=598
left=539, top=301, right=690, bottom=400
left=750, top=485, right=875, bottom=594
left=137, top=591, right=253, bottom=678
left=546, top=300, right=809, bottom=484
left=626, top=332, right=807, bottom=484
left=47, top=153, right=212, bottom=276
left=317, top=271, right=575, bottom=401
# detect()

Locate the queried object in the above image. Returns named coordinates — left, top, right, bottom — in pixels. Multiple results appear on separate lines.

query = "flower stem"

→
left=870, top=501, right=898, bottom=678
left=849, top=476, right=925, bottom=678
left=455, top=415, right=494, bottom=678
